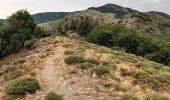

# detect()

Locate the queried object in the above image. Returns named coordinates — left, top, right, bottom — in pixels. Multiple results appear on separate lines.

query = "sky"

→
left=0, top=0, right=169, bottom=19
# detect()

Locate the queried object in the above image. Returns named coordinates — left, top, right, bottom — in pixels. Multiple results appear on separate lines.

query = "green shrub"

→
left=144, top=93, right=169, bottom=100
left=29, top=71, right=37, bottom=77
left=121, top=93, right=139, bottom=100
left=104, top=82, right=127, bottom=92
left=64, top=55, right=84, bottom=65
left=84, top=58, right=100, bottom=65
left=5, top=77, right=40, bottom=95
left=130, top=71, right=151, bottom=80
left=26, top=38, right=37, bottom=49
left=94, top=66, right=110, bottom=77
left=78, top=62, right=95, bottom=69
left=130, top=71, right=170, bottom=91
left=44, top=91, right=63, bottom=100
left=160, top=72, right=170, bottom=80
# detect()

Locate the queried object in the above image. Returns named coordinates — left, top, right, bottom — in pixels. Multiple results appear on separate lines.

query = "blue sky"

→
left=0, top=0, right=169, bottom=18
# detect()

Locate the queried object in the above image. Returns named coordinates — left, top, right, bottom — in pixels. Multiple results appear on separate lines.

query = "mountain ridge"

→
left=2, top=3, right=170, bottom=24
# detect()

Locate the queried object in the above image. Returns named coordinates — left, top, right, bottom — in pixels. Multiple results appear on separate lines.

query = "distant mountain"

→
left=153, top=11, right=170, bottom=20
left=32, top=12, right=70, bottom=24
left=89, top=3, right=138, bottom=18
left=1, top=12, right=70, bottom=24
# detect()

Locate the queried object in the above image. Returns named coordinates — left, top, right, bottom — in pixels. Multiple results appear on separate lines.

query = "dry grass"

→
left=0, top=36, right=169, bottom=99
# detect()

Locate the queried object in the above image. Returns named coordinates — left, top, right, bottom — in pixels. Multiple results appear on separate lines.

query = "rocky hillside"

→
left=0, top=36, right=170, bottom=100
left=122, top=12, right=170, bottom=41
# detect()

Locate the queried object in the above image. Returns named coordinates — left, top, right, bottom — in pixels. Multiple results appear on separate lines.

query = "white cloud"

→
left=0, top=0, right=169, bottom=19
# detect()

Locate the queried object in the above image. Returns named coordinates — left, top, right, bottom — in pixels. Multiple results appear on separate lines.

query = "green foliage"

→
left=117, top=32, right=141, bottom=53
left=78, top=62, right=95, bottom=69
left=64, top=55, right=84, bottom=65
left=160, top=72, right=170, bottom=80
left=104, top=82, right=127, bottom=92
left=5, top=77, right=40, bottom=95
left=148, top=43, right=170, bottom=66
left=34, top=26, right=50, bottom=38
left=44, top=91, right=63, bottom=100
left=144, top=93, right=169, bottom=100
left=0, top=9, right=41, bottom=56
left=86, top=23, right=169, bottom=66
left=121, top=93, right=139, bottom=100
left=130, top=71, right=170, bottom=91
left=77, top=21, right=93, bottom=35
left=84, top=58, right=100, bottom=65
left=8, top=9, right=35, bottom=46
left=26, top=38, right=37, bottom=49
left=94, top=66, right=110, bottom=77
left=130, top=71, right=151, bottom=80
left=57, top=16, right=96, bottom=35
left=87, top=24, right=127, bottom=47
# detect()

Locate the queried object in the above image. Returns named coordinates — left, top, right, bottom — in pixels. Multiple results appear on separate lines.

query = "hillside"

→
left=0, top=36, right=170, bottom=100
left=122, top=12, right=170, bottom=41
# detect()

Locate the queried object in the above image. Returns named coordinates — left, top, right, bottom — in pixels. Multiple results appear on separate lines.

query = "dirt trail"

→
left=39, top=46, right=85, bottom=100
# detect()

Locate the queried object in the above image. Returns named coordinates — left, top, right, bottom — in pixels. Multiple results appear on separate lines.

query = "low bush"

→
left=104, top=82, right=127, bottom=92
left=160, top=72, right=170, bottom=80
left=144, top=93, right=169, bottom=100
left=121, top=93, right=139, bottom=100
left=130, top=71, right=170, bottom=91
left=5, top=77, right=40, bottom=95
left=44, top=91, right=63, bottom=100
left=85, top=58, right=100, bottom=65
left=64, top=55, right=84, bottom=65
left=94, top=66, right=110, bottom=77
left=78, top=62, right=95, bottom=69
left=130, top=71, right=151, bottom=80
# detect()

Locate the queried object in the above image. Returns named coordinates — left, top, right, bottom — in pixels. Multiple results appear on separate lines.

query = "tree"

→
left=8, top=9, right=36, bottom=47
left=77, top=21, right=93, bottom=36
left=117, top=32, right=141, bottom=53
left=148, top=43, right=170, bottom=66
left=137, top=37, right=162, bottom=56
left=87, top=24, right=128, bottom=47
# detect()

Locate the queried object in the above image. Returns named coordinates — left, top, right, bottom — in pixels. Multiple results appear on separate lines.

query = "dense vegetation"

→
left=86, top=24, right=170, bottom=66
left=58, top=21, right=170, bottom=66
left=0, top=9, right=47, bottom=57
